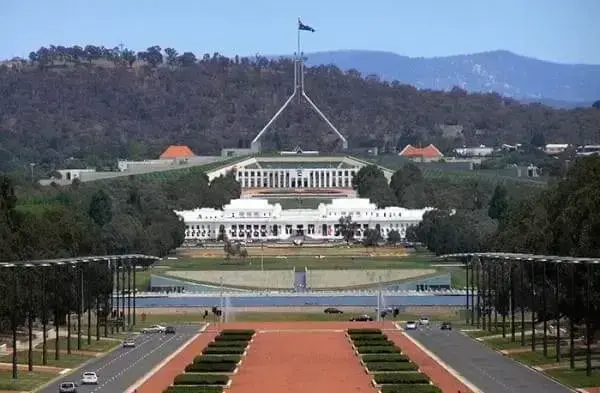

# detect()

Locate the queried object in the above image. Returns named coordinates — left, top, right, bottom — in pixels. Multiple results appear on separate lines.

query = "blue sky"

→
left=1, top=0, right=599, bottom=64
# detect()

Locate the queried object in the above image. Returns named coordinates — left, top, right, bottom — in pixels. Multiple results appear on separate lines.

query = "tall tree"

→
left=88, top=190, right=112, bottom=227
left=488, top=184, right=508, bottom=219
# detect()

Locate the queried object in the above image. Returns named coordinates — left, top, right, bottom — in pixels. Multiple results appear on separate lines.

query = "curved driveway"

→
left=404, top=326, right=575, bottom=393
left=38, top=325, right=201, bottom=393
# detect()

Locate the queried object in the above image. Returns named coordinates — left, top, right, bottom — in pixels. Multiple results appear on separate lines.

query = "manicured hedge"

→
left=220, top=329, right=255, bottom=336
left=357, top=346, right=401, bottom=354
left=350, top=334, right=389, bottom=341
left=173, top=373, right=230, bottom=385
left=354, top=342, right=395, bottom=349
left=365, top=361, right=418, bottom=371
left=380, top=384, right=441, bottom=393
left=373, top=372, right=430, bottom=384
left=207, top=340, right=249, bottom=348
left=348, top=328, right=382, bottom=335
left=194, top=355, right=241, bottom=364
left=163, top=386, right=224, bottom=393
left=361, top=354, right=409, bottom=362
left=202, top=347, right=246, bottom=355
left=214, top=335, right=252, bottom=342
left=185, top=362, right=237, bottom=372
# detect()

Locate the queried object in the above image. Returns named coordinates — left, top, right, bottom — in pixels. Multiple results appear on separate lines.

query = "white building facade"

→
left=175, top=198, right=434, bottom=241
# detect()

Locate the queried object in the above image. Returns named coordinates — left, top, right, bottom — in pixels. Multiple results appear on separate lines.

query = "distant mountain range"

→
left=294, top=50, right=600, bottom=108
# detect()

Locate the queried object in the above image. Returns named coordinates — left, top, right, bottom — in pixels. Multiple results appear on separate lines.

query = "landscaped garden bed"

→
left=347, top=328, right=441, bottom=393
left=161, top=330, right=256, bottom=393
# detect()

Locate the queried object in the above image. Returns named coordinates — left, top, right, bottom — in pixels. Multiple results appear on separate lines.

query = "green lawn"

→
left=0, top=369, right=57, bottom=391
left=545, top=368, right=600, bottom=388
left=35, top=337, right=119, bottom=352
left=0, top=350, right=94, bottom=368
left=155, top=255, right=437, bottom=271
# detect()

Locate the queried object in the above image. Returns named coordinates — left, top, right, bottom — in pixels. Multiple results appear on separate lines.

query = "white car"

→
left=141, top=324, right=166, bottom=334
left=81, top=372, right=98, bottom=385
left=419, top=317, right=430, bottom=326
left=122, top=338, right=136, bottom=348
left=405, top=321, right=418, bottom=330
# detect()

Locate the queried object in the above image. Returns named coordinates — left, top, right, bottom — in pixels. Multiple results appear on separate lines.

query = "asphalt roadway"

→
left=38, top=325, right=201, bottom=393
left=405, top=325, right=575, bottom=393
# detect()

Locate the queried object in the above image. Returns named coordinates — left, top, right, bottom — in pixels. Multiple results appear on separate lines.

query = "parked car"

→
left=165, top=326, right=176, bottom=334
left=440, top=322, right=452, bottom=330
left=141, top=324, right=166, bottom=334
left=405, top=321, right=418, bottom=330
left=350, top=314, right=373, bottom=322
left=122, top=338, right=136, bottom=348
left=419, top=316, right=430, bottom=326
left=324, top=307, right=343, bottom=314
left=58, top=382, right=77, bottom=393
left=81, top=372, right=98, bottom=385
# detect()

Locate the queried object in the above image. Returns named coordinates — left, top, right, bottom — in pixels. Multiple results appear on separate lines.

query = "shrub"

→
left=202, top=347, right=245, bottom=355
left=361, top=354, right=409, bottom=362
left=348, top=328, right=382, bottom=334
left=214, top=335, right=252, bottom=342
left=380, top=384, right=441, bottom=393
left=220, top=329, right=255, bottom=336
left=163, top=386, right=224, bottom=393
left=373, top=372, right=430, bottom=384
left=185, top=362, right=237, bottom=372
left=357, top=346, right=401, bottom=354
left=207, top=341, right=249, bottom=348
left=173, top=373, right=230, bottom=385
left=194, top=355, right=241, bottom=364
left=365, top=362, right=418, bottom=371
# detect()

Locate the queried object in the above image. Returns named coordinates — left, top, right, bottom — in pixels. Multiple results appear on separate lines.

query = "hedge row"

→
left=365, top=362, right=418, bottom=372
left=220, top=329, right=255, bottom=336
left=193, top=355, right=241, bottom=364
left=207, top=340, right=249, bottom=348
left=173, top=373, right=230, bottom=385
left=348, top=328, right=382, bottom=335
left=185, top=362, right=237, bottom=372
left=357, top=346, right=401, bottom=354
left=380, top=384, right=441, bottom=393
left=361, top=354, right=409, bottom=362
left=354, top=342, right=395, bottom=349
left=214, top=335, right=253, bottom=342
left=350, top=334, right=389, bottom=341
left=373, top=372, right=430, bottom=384
left=163, top=386, right=224, bottom=393
left=202, top=347, right=246, bottom=355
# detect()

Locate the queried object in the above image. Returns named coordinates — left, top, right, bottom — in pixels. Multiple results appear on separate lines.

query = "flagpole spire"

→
left=250, top=19, right=348, bottom=152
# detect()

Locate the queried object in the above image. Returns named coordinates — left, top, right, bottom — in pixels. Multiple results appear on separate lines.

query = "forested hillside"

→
left=1, top=45, right=600, bottom=172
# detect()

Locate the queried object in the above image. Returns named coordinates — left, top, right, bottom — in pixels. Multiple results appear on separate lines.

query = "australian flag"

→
left=298, top=19, right=315, bottom=32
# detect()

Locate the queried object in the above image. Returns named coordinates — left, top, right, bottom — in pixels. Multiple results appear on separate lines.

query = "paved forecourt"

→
left=404, top=326, right=574, bottom=393
left=37, top=325, right=201, bottom=393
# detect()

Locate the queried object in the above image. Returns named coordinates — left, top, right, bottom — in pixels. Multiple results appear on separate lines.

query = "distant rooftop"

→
left=160, top=145, right=195, bottom=159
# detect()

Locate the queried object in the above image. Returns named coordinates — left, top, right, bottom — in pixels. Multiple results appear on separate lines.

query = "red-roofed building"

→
left=398, top=144, right=444, bottom=162
left=159, top=145, right=195, bottom=159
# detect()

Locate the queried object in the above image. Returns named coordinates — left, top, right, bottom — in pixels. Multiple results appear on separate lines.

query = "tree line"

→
left=2, top=44, right=600, bottom=173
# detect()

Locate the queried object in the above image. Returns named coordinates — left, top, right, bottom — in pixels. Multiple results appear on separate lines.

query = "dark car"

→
left=440, top=322, right=452, bottom=330
left=165, top=326, right=176, bottom=334
left=324, top=307, right=343, bottom=314
left=58, top=382, right=77, bottom=393
left=350, top=314, right=373, bottom=322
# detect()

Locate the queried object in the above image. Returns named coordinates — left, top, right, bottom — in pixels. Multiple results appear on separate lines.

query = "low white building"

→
left=175, top=198, right=434, bottom=241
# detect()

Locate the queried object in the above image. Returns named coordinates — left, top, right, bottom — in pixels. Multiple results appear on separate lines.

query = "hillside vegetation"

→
left=1, top=45, right=599, bottom=173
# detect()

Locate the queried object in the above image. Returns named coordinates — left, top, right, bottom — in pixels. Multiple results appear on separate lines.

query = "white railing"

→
left=130, top=289, right=468, bottom=298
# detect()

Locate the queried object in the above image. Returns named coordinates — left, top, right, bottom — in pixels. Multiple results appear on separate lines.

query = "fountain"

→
left=223, top=297, right=234, bottom=322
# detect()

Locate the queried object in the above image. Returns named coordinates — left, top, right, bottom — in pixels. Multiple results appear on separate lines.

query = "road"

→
left=405, top=326, right=574, bottom=393
left=39, top=325, right=202, bottom=393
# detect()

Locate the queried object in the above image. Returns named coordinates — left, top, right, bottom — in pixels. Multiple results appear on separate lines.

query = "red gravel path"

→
left=134, top=328, right=217, bottom=393
left=228, top=322, right=376, bottom=393
left=387, top=330, right=474, bottom=393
